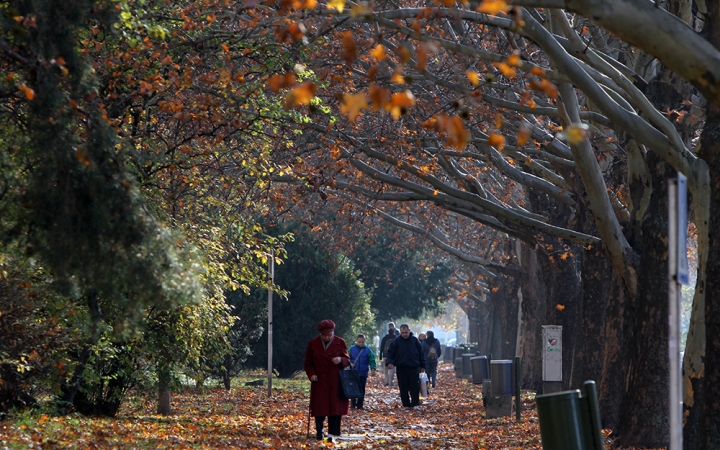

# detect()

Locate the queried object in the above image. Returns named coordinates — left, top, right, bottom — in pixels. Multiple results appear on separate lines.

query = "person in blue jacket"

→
left=385, top=324, right=426, bottom=408
left=421, top=330, right=442, bottom=388
left=348, top=334, right=376, bottom=409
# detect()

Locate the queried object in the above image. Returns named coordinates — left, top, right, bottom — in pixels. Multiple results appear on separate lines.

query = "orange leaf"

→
left=493, top=62, right=516, bottom=78
left=18, top=83, right=35, bottom=100
left=327, top=0, right=345, bottom=12
left=287, top=82, right=316, bottom=107
left=369, top=84, right=389, bottom=111
left=476, top=0, right=509, bottom=14
left=556, top=304, right=565, bottom=311
left=466, top=70, right=480, bottom=87
left=341, top=31, right=358, bottom=65
left=340, top=92, right=368, bottom=123
left=487, top=133, right=505, bottom=151
left=386, top=90, right=415, bottom=119
left=517, top=128, right=532, bottom=146
left=370, top=44, right=386, bottom=61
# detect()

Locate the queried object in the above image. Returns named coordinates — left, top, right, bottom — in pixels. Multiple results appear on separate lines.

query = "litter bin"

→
left=454, top=357, right=463, bottom=378
left=461, top=353, right=474, bottom=379
left=470, top=356, right=490, bottom=384
left=490, top=359, right=514, bottom=396
left=536, top=381, right=603, bottom=450
left=445, top=346, right=456, bottom=364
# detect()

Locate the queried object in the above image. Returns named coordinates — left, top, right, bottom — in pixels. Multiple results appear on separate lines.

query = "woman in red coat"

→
left=304, top=319, right=350, bottom=442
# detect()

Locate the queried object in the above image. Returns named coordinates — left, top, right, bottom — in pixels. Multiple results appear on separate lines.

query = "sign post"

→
left=668, top=174, right=687, bottom=450
left=268, top=250, right=274, bottom=397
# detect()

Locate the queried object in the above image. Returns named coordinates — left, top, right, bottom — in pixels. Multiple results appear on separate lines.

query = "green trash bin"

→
left=535, top=381, right=603, bottom=450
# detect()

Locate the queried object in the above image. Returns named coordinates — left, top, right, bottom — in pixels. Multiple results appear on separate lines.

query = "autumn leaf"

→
left=391, top=67, right=406, bottom=85
left=556, top=304, right=566, bottom=311
left=340, top=92, right=368, bottom=123
left=327, top=0, right=346, bottom=13
left=369, top=84, right=390, bottom=111
left=18, top=83, right=35, bottom=100
left=386, top=90, right=415, bottom=120
left=493, top=62, right=516, bottom=78
left=341, top=31, right=358, bottom=65
left=488, top=132, right=505, bottom=151
left=370, top=44, right=386, bottom=61
left=529, top=79, right=558, bottom=98
left=507, top=51, right=521, bottom=67
left=559, top=123, right=590, bottom=144
left=283, top=82, right=317, bottom=110
left=517, top=127, right=532, bottom=146
left=466, top=70, right=480, bottom=87
left=476, top=0, right=509, bottom=15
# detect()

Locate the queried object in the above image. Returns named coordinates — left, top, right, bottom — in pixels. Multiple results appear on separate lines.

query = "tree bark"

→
left=517, top=241, right=546, bottom=391
left=697, top=11, right=720, bottom=437
left=614, top=153, right=673, bottom=447
left=59, top=292, right=102, bottom=414
left=157, top=365, right=172, bottom=415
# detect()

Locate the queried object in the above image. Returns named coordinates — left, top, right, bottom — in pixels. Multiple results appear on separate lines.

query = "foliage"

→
left=0, top=366, right=643, bottom=449
left=245, top=223, right=374, bottom=377
left=0, top=254, right=81, bottom=414
left=351, top=232, right=453, bottom=323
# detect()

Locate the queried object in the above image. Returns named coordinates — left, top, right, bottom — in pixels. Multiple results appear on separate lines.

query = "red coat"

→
left=304, top=335, right=350, bottom=417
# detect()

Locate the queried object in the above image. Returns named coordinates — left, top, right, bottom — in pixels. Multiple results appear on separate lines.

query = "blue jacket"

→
left=421, top=339, right=442, bottom=365
left=348, top=344, right=376, bottom=377
left=386, top=332, right=426, bottom=369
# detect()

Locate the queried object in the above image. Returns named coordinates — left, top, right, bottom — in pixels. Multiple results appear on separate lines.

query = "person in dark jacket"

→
left=379, top=323, right=397, bottom=386
left=348, top=334, right=376, bottom=409
left=304, top=319, right=351, bottom=442
left=421, top=330, right=442, bottom=388
left=385, top=324, right=426, bottom=407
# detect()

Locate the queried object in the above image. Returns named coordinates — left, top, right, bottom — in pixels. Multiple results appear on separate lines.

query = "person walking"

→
left=379, top=323, right=397, bottom=386
left=421, top=330, right=442, bottom=388
left=348, top=334, right=376, bottom=410
left=304, top=319, right=351, bottom=442
left=385, top=324, right=426, bottom=408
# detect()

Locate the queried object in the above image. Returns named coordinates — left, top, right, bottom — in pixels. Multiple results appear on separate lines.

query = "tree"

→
left=245, top=222, right=374, bottom=377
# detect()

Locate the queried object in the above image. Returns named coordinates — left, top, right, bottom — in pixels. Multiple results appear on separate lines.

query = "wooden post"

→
left=668, top=177, right=683, bottom=450
left=268, top=250, right=274, bottom=397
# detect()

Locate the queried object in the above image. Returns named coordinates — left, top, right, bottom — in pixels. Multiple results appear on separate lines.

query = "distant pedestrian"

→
left=379, top=323, right=397, bottom=386
left=304, top=320, right=350, bottom=442
left=385, top=324, right=426, bottom=408
left=348, top=334, right=376, bottom=410
left=421, top=330, right=442, bottom=388
left=418, top=332, right=426, bottom=343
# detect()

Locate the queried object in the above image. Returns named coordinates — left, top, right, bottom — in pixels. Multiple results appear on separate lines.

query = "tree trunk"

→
left=488, top=275, right=519, bottom=359
left=59, top=292, right=102, bottom=414
left=697, top=25, right=720, bottom=441
left=575, top=245, right=612, bottom=389
left=614, top=153, right=672, bottom=447
left=598, top=270, right=629, bottom=429
left=517, top=241, right=546, bottom=391
left=157, top=365, right=172, bottom=415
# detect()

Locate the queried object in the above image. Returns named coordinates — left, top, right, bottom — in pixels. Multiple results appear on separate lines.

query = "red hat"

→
left=317, top=319, right=336, bottom=334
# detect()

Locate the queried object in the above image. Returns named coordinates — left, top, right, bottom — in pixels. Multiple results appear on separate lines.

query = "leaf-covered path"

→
left=1, top=364, right=649, bottom=449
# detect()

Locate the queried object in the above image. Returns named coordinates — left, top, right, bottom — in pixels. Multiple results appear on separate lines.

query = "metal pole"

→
left=268, top=250, right=274, bottom=397
left=668, top=180, right=682, bottom=450
left=514, top=355, right=521, bottom=422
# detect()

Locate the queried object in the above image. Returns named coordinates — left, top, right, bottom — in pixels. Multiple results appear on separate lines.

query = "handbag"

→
left=339, top=348, right=364, bottom=399
left=339, top=367, right=362, bottom=399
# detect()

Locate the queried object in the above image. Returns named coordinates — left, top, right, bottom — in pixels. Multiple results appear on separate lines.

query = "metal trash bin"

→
left=490, top=359, right=514, bottom=396
left=536, top=381, right=603, bottom=450
left=445, top=346, right=455, bottom=364
left=454, top=357, right=463, bottom=378
left=462, top=353, right=474, bottom=379
left=470, top=356, right=490, bottom=384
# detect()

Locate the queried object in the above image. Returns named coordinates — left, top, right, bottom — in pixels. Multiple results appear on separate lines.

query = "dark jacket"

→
left=385, top=332, right=426, bottom=369
left=304, top=335, right=351, bottom=417
left=421, top=338, right=442, bottom=365
left=379, top=329, right=396, bottom=360
left=348, top=344, right=376, bottom=377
